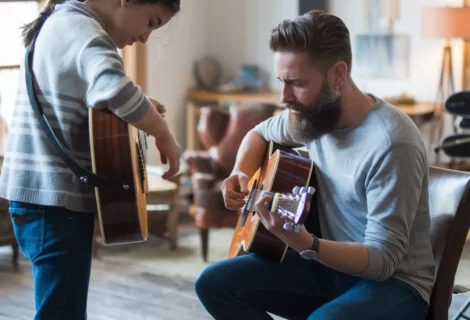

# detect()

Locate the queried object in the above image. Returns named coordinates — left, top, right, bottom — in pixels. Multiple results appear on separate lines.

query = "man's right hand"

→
left=221, top=171, right=250, bottom=210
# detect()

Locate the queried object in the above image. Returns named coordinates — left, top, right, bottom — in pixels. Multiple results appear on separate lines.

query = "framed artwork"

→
left=354, top=34, right=410, bottom=79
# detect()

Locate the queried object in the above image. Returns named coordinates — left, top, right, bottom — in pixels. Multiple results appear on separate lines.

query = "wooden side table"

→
left=146, top=173, right=180, bottom=250
left=92, top=170, right=181, bottom=257
left=395, top=102, right=437, bottom=126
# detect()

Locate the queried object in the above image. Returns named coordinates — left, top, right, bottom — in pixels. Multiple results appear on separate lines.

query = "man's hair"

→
left=269, top=10, right=352, bottom=74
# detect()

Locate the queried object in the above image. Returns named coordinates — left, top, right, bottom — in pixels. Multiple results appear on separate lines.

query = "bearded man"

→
left=195, top=10, right=435, bottom=320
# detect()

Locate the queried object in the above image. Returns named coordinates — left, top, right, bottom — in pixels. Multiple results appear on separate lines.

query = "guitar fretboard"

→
left=242, top=189, right=303, bottom=218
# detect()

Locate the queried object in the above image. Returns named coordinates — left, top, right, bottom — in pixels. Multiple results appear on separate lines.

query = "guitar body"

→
left=89, top=109, right=149, bottom=245
left=227, top=141, right=315, bottom=263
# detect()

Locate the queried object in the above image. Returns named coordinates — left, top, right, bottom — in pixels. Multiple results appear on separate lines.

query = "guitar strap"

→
left=24, top=33, right=133, bottom=189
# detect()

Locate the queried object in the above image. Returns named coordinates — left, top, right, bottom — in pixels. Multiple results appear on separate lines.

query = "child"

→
left=0, top=0, right=181, bottom=319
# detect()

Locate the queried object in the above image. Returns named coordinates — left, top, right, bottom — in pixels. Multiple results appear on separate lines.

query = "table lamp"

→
left=421, top=7, right=470, bottom=104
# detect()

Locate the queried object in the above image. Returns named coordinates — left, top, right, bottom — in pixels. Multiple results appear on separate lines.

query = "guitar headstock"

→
left=270, top=186, right=315, bottom=232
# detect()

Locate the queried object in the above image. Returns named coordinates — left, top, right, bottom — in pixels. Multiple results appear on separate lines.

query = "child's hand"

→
left=144, top=97, right=181, bottom=179
left=155, top=129, right=182, bottom=180
left=148, top=97, right=166, bottom=118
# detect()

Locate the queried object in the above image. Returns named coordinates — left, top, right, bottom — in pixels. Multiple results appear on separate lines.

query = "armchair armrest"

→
left=198, top=106, right=230, bottom=149
left=183, top=150, right=226, bottom=178
left=191, top=173, right=227, bottom=211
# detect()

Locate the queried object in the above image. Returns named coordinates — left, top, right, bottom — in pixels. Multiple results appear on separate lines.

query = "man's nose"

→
left=280, top=84, right=295, bottom=104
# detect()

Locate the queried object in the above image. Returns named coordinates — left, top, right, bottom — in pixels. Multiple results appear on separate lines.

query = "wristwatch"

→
left=299, top=234, right=320, bottom=260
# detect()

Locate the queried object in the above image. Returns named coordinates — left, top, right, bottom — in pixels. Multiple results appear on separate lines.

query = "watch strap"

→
left=311, top=233, right=320, bottom=254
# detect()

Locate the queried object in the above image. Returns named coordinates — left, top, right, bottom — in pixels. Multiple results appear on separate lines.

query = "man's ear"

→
left=120, top=0, right=128, bottom=7
left=332, top=61, right=348, bottom=89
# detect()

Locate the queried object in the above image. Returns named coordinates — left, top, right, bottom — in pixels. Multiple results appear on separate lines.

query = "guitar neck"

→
left=242, top=189, right=278, bottom=211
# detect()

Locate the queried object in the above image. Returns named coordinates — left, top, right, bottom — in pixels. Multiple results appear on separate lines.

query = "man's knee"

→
left=195, top=262, right=226, bottom=301
left=194, top=267, right=211, bottom=299
left=308, top=301, right=350, bottom=320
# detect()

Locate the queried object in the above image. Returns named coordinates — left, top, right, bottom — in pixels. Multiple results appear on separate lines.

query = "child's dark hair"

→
left=22, top=0, right=181, bottom=47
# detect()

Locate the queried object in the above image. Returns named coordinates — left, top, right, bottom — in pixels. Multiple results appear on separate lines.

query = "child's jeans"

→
left=9, top=201, right=95, bottom=320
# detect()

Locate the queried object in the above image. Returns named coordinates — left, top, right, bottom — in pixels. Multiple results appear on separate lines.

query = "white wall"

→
left=330, top=0, right=465, bottom=162
left=144, top=0, right=466, bottom=165
left=331, top=0, right=464, bottom=102
left=207, top=0, right=465, bottom=102
left=207, top=0, right=299, bottom=92
left=145, top=0, right=210, bottom=165
left=144, top=0, right=299, bottom=165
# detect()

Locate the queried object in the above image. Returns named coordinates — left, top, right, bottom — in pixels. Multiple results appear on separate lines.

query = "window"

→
left=0, top=1, right=39, bottom=154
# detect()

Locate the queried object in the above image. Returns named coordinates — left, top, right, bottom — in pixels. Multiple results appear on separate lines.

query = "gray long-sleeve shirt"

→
left=0, top=1, right=150, bottom=213
left=254, top=95, right=436, bottom=304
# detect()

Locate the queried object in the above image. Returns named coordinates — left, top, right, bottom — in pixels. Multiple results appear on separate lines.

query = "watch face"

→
left=300, top=250, right=317, bottom=260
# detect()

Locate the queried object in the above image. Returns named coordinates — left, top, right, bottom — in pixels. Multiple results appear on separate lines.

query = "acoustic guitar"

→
left=227, top=141, right=316, bottom=263
left=89, top=109, right=149, bottom=245
left=25, top=33, right=149, bottom=246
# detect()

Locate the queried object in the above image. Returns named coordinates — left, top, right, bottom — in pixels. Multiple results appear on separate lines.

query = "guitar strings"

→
left=243, top=190, right=300, bottom=205
left=242, top=191, right=300, bottom=217
left=137, top=130, right=148, bottom=163
left=244, top=189, right=301, bottom=199
left=136, top=130, right=148, bottom=183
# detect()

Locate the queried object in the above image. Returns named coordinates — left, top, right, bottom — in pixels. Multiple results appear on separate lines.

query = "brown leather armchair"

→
left=426, top=166, right=470, bottom=320
left=184, top=102, right=278, bottom=261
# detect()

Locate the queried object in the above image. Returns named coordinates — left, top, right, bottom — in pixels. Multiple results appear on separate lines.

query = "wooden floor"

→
left=0, top=251, right=211, bottom=320
left=1, top=225, right=469, bottom=320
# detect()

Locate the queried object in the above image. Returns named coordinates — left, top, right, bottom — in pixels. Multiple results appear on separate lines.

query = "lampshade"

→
left=421, top=7, right=470, bottom=39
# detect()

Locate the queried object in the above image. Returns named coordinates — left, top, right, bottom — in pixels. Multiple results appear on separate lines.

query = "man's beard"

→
left=287, top=81, right=342, bottom=144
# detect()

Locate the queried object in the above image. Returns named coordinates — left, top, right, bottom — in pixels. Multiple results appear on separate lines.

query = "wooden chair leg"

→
left=11, top=243, right=19, bottom=267
left=200, top=228, right=209, bottom=262
left=166, top=192, right=180, bottom=251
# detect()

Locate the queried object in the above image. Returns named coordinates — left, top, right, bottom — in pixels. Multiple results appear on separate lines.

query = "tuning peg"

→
left=307, top=186, right=315, bottom=194
left=299, top=187, right=306, bottom=194
left=292, top=186, right=300, bottom=194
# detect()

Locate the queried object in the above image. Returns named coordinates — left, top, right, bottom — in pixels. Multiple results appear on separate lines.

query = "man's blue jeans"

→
left=9, top=201, right=95, bottom=320
left=195, top=250, right=429, bottom=320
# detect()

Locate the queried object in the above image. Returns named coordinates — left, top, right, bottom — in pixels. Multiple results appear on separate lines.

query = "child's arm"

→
left=131, top=105, right=181, bottom=179
left=79, top=34, right=181, bottom=179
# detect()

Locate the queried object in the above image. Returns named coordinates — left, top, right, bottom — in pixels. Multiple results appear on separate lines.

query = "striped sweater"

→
left=0, top=1, right=150, bottom=213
